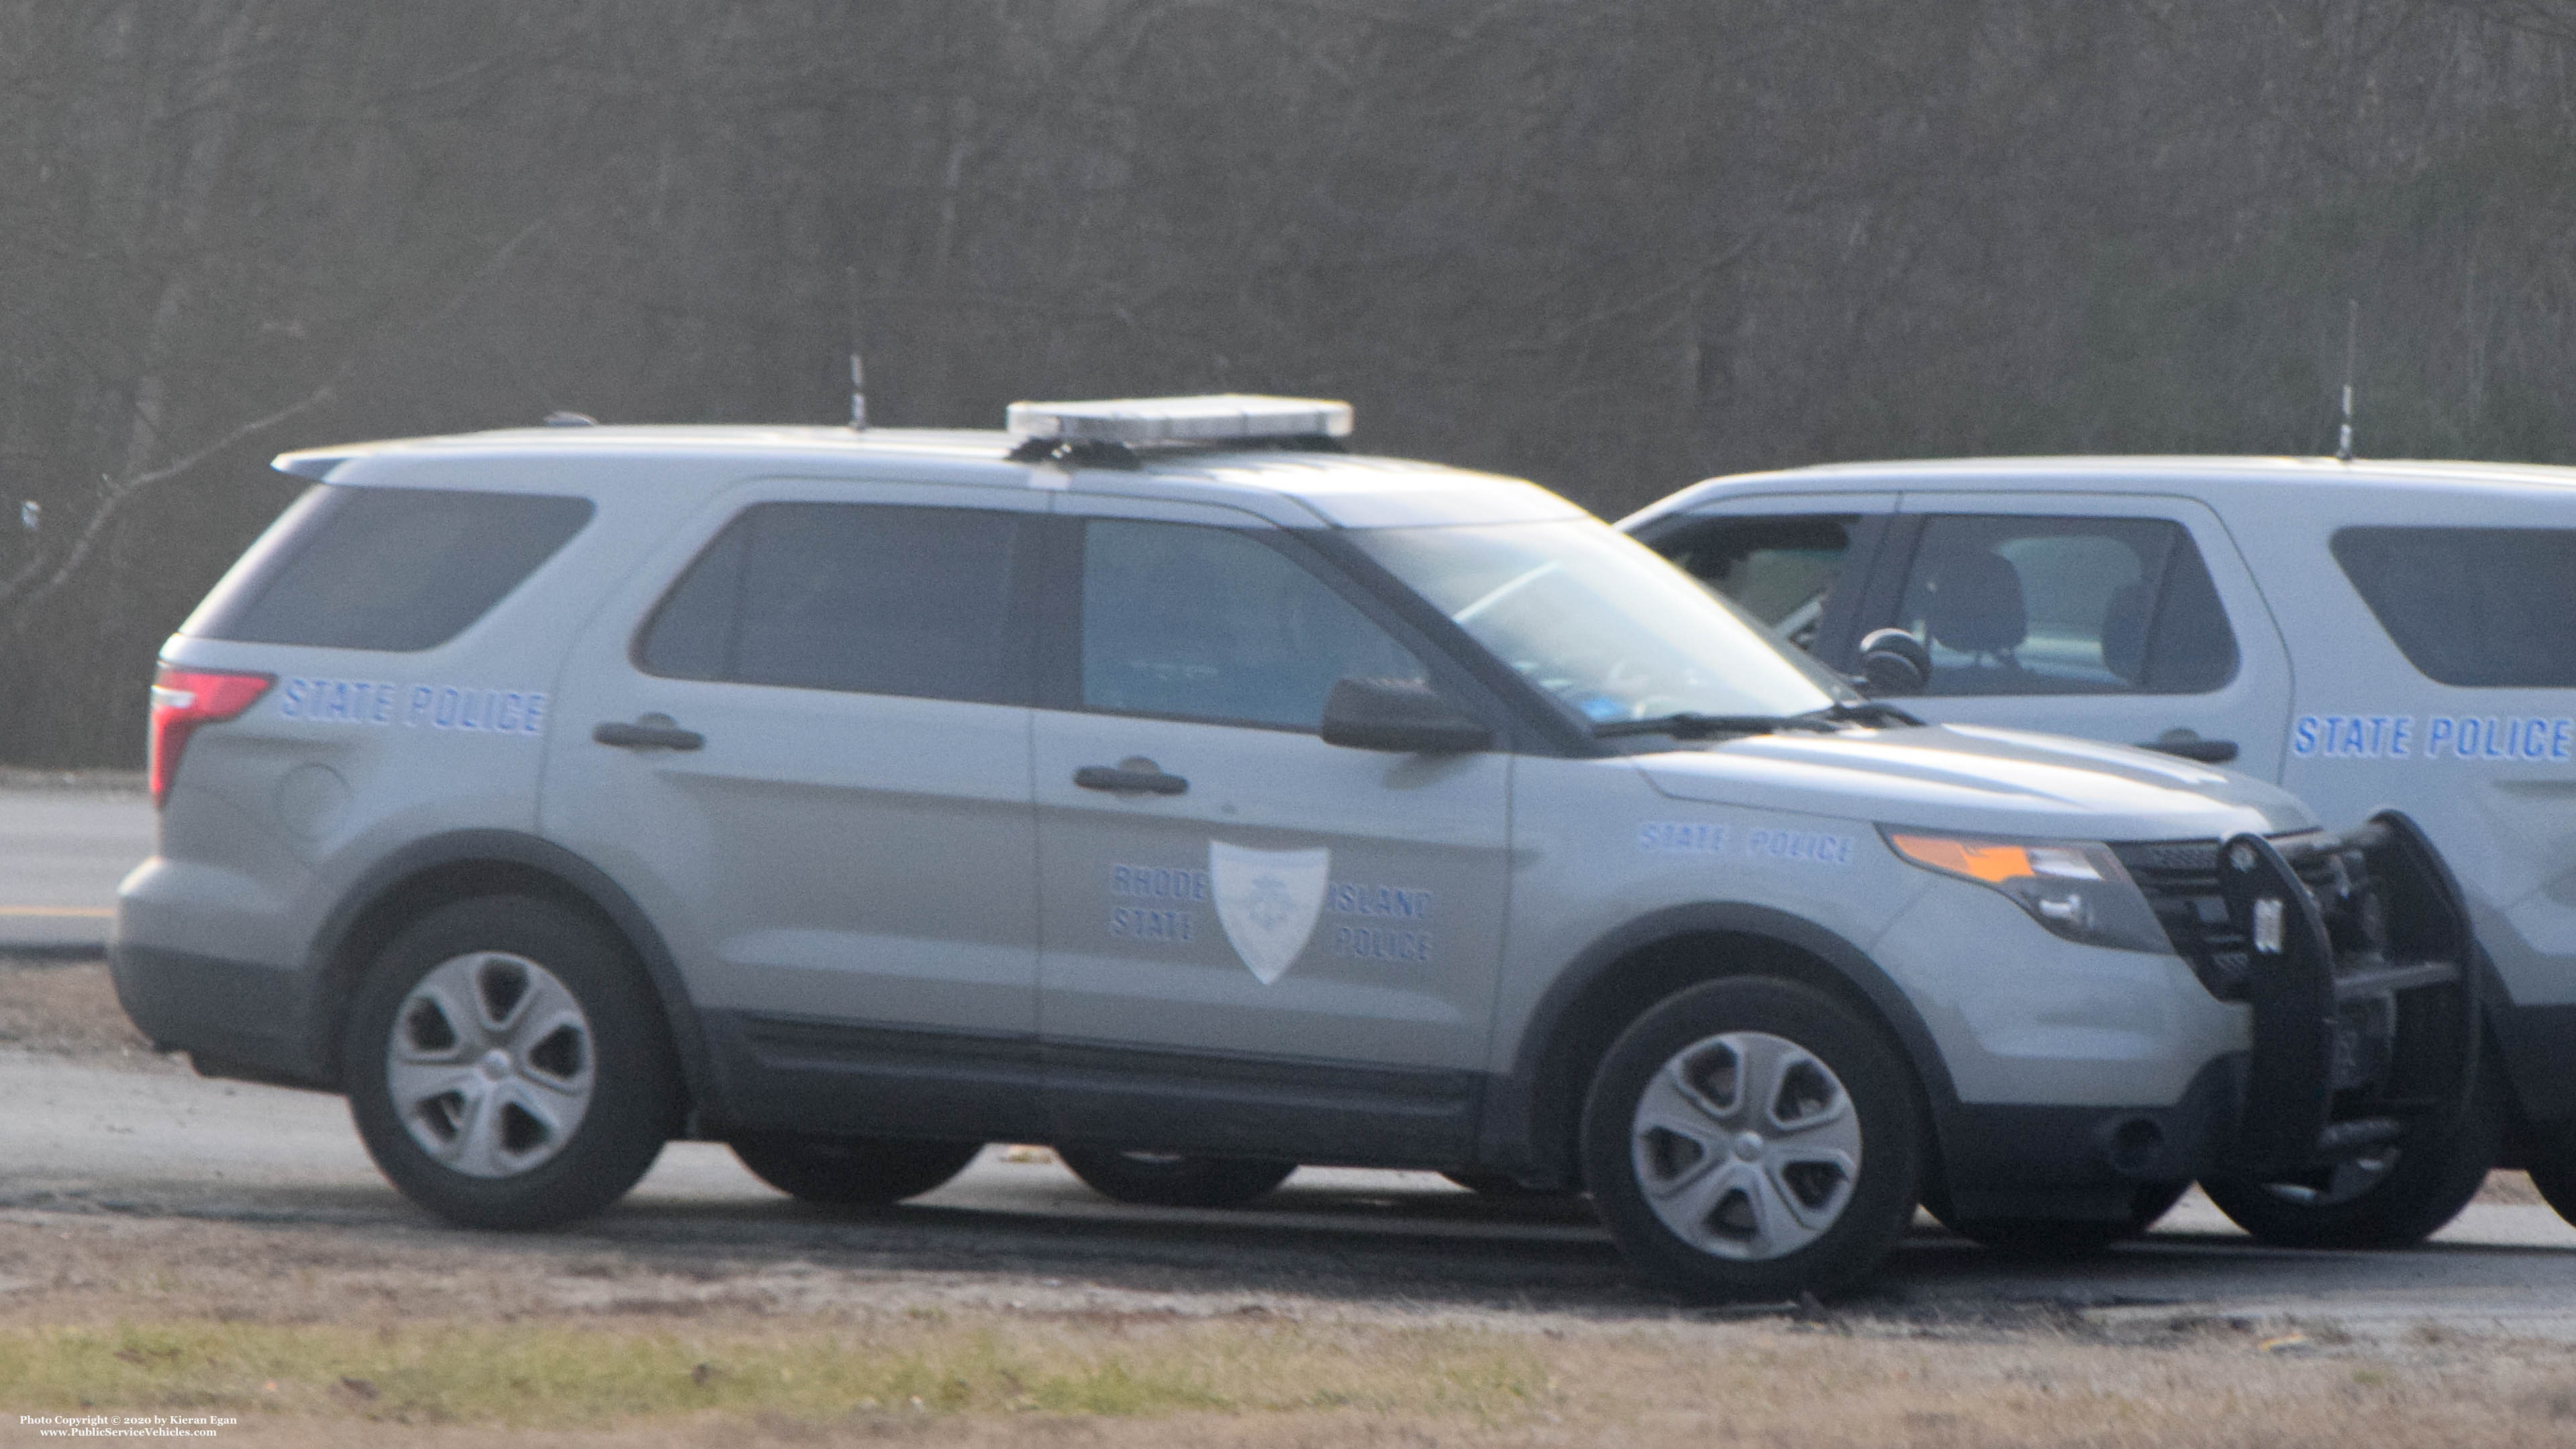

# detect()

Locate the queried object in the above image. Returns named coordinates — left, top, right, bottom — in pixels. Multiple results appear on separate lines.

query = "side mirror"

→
left=1320, top=677, right=1492, bottom=754
left=1856, top=628, right=1931, bottom=696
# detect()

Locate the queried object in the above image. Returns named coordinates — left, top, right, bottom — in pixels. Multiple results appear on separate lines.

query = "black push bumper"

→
left=2216, top=812, right=2479, bottom=1179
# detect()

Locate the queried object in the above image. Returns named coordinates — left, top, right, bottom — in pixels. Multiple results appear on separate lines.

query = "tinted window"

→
left=186, top=485, right=593, bottom=652
left=1656, top=515, right=1859, bottom=651
left=1888, top=515, right=2237, bottom=696
left=2333, top=527, right=2576, bottom=687
left=1079, top=520, right=1424, bottom=729
left=640, top=502, right=1034, bottom=705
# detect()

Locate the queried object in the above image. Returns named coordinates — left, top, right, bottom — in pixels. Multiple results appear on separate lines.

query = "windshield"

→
left=1351, top=519, right=1854, bottom=726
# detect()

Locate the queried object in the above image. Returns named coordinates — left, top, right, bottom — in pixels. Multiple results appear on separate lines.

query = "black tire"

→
left=1058, top=1148, right=1295, bottom=1208
left=2200, top=1062, right=2504, bottom=1250
left=730, top=1135, right=983, bottom=1207
left=1930, top=1179, right=2190, bottom=1255
left=344, top=895, right=680, bottom=1230
left=1580, top=977, right=1924, bottom=1302
left=2527, top=1141, right=2576, bottom=1229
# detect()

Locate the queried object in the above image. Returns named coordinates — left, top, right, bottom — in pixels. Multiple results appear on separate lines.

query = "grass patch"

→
left=0, top=1318, right=1552, bottom=1430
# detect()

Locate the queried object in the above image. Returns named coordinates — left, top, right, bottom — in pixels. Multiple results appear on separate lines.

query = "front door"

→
left=1031, top=499, right=1513, bottom=1164
left=1869, top=493, right=2292, bottom=779
left=542, top=479, right=1047, bottom=1139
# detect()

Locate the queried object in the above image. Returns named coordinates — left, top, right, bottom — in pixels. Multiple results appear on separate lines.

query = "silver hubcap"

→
left=386, top=951, right=594, bottom=1179
left=1630, top=1030, right=1862, bottom=1261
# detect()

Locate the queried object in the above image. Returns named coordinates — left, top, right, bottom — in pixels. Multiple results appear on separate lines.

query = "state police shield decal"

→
left=1208, top=841, right=1330, bottom=985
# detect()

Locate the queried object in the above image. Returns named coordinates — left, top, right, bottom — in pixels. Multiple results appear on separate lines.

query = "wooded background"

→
left=5, top=1, right=2575, bottom=765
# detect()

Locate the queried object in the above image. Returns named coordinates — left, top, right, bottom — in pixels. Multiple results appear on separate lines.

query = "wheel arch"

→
left=303, top=830, right=715, bottom=1120
left=1480, top=903, right=1962, bottom=1187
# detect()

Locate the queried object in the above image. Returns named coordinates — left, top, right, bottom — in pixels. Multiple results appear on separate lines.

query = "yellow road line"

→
left=0, top=905, right=112, bottom=918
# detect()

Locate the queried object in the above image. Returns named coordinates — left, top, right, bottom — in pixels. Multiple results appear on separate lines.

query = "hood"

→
left=1634, top=722, right=2314, bottom=843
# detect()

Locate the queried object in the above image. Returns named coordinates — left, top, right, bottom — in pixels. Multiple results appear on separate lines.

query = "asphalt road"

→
left=6, top=1045, right=2576, bottom=1339
left=0, top=784, right=152, bottom=954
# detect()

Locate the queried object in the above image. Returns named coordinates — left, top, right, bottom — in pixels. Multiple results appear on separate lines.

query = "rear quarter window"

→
left=2331, top=526, right=2576, bottom=687
left=183, top=485, right=595, bottom=652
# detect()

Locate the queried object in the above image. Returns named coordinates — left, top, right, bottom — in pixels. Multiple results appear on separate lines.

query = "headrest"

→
left=1924, top=550, right=2026, bottom=656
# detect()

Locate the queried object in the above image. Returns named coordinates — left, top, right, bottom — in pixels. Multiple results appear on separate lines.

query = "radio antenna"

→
left=2336, top=299, right=2358, bottom=463
left=848, top=352, right=868, bottom=431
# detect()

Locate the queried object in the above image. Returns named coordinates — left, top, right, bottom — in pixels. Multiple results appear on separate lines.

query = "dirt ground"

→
left=6, top=958, right=2575, bottom=1447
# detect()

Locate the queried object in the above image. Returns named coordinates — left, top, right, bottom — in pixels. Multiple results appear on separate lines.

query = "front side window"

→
left=2332, top=526, right=2576, bottom=687
left=1885, top=515, right=2236, bottom=697
left=639, top=501, right=1034, bottom=705
left=1351, top=519, right=1848, bottom=724
left=1655, top=514, right=1861, bottom=652
left=1078, top=520, right=1424, bottom=730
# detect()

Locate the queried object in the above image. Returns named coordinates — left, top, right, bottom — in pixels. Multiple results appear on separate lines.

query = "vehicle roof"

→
left=274, top=424, right=1583, bottom=530
left=1632, top=454, right=2576, bottom=523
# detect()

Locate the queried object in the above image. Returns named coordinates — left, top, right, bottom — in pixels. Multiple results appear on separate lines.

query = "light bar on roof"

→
left=1005, top=393, right=1353, bottom=446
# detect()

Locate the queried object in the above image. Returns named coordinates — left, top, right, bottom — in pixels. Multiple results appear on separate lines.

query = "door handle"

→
left=2139, top=736, right=2237, bottom=764
left=1074, top=760, right=1188, bottom=795
left=593, top=714, right=705, bottom=752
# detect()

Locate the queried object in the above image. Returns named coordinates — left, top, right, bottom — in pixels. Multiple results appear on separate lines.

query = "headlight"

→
left=1881, top=829, right=2172, bottom=954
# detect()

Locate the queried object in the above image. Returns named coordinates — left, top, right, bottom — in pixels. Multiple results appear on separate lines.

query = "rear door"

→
left=542, top=478, right=1048, bottom=1140
left=2295, top=523, right=2576, bottom=1040
left=1865, top=493, right=2292, bottom=777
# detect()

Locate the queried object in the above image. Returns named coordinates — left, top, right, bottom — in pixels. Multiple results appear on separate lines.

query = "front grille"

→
left=2112, top=832, right=2378, bottom=1000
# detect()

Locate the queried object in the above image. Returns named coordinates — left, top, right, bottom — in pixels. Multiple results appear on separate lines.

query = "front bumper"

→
left=1940, top=812, right=2478, bottom=1220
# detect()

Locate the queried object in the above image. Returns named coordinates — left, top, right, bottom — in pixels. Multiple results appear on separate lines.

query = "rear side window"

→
left=2332, top=527, right=2576, bottom=687
left=638, top=502, right=1036, bottom=705
left=185, top=485, right=594, bottom=652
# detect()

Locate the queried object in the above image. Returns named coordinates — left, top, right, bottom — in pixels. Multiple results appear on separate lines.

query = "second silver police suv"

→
left=1624, top=455, right=2571, bottom=1250
left=115, top=399, right=2473, bottom=1299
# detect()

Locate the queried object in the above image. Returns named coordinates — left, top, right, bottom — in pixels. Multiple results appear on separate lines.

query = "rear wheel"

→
left=1058, top=1148, right=1295, bottom=1208
left=1930, top=1179, right=2190, bottom=1254
left=1581, top=977, right=1923, bottom=1301
left=344, top=896, right=679, bottom=1230
left=2200, top=1064, right=2502, bottom=1250
left=730, top=1136, right=982, bottom=1207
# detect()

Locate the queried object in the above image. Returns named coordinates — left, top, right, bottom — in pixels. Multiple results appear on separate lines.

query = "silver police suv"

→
left=1626, top=454, right=2574, bottom=1250
left=117, top=403, right=2475, bottom=1299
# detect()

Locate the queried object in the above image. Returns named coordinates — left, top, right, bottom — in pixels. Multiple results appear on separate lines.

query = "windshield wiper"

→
left=1800, top=701, right=1922, bottom=728
left=1592, top=711, right=1846, bottom=740
left=1592, top=700, right=1922, bottom=741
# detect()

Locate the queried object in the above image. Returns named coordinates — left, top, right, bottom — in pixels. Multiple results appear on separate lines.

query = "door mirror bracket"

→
left=1320, top=677, right=1492, bottom=754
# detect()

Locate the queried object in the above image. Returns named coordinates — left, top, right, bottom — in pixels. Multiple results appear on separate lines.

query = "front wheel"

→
left=344, top=896, right=680, bottom=1230
left=1057, top=1148, right=1295, bottom=1208
left=2200, top=1063, right=2503, bottom=1250
left=1581, top=977, right=1924, bottom=1301
left=730, top=1136, right=983, bottom=1207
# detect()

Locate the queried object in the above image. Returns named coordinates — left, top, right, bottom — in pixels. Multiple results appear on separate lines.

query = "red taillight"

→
left=148, top=665, right=274, bottom=807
